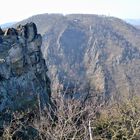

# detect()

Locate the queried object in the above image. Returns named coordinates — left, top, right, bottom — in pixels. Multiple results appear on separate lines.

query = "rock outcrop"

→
left=0, top=22, right=51, bottom=112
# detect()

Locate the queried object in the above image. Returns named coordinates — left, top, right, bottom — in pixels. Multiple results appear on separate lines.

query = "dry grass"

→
left=1, top=95, right=140, bottom=140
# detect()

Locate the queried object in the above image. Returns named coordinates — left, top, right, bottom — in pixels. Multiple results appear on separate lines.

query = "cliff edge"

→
left=0, top=22, right=51, bottom=112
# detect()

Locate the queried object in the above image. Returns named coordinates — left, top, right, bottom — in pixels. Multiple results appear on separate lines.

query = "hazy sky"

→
left=0, top=0, right=140, bottom=24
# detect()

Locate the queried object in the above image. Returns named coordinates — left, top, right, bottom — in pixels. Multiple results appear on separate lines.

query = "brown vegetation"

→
left=1, top=94, right=140, bottom=140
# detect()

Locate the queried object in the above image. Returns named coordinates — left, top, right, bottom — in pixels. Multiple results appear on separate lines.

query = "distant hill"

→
left=0, top=22, right=17, bottom=29
left=15, top=14, right=140, bottom=102
left=125, top=19, right=140, bottom=29
left=125, top=19, right=140, bottom=25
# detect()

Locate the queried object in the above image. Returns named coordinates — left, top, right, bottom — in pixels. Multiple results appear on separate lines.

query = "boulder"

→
left=4, top=28, right=17, bottom=36
left=26, top=22, right=37, bottom=42
left=27, top=34, right=42, bottom=54
left=17, top=22, right=37, bottom=42
left=8, top=43, right=23, bottom=64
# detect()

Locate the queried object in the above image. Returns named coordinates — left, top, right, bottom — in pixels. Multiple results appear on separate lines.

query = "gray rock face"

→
left=0, top=28, right=3, bottom=35
left=0, top=22, right=51, bottom=111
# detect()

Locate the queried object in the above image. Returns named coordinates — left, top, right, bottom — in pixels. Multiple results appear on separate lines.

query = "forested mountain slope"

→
left=16, top=14, right=140, bottom=102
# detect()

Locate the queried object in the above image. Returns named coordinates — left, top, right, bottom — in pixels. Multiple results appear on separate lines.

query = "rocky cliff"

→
left=0, top=22, right=51, bottom=112
left=16, top=14, right=140, bottom=102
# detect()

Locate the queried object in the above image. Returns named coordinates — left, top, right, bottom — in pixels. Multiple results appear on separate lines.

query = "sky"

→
left=0, top=0, right=140, bottom=25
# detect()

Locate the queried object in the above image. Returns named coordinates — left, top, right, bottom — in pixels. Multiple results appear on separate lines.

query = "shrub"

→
left=1, top=95, right=140, bottom=140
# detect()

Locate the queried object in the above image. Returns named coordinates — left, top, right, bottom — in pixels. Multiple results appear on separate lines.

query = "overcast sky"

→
left=0, top=0, right=140, bottom=24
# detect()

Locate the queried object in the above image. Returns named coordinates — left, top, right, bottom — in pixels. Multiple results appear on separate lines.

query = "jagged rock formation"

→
left=0, top=22, right=51, bottom=112
left=16, top=14, right=140, bottom=102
